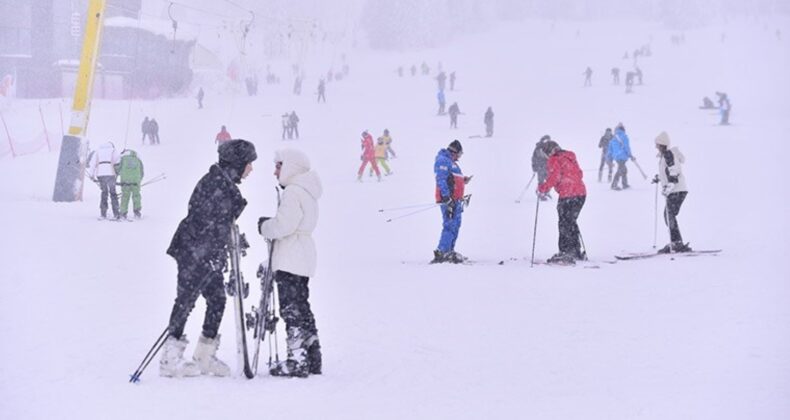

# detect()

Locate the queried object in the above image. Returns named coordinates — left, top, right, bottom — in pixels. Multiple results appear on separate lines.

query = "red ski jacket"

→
left=538, top=150, right=586, bottom=198
left=360, top=133, right=375, bottom=160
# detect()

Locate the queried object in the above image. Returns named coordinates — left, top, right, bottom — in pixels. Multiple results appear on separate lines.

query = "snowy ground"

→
left=2, top=17, right=790, bottom=420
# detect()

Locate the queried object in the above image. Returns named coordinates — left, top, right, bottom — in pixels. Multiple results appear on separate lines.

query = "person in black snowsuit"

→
left=150, top=118, right=160, bottom=145
left=317, top=79, right=326, bottom=103
left=532, top=135, right=551, bottom=200
left=484, top=107, right=494, bottom=137
left=598, top=128, right=614, bottom=182
left=583, top=67, right=593, bottom=86
left=160, top=139, right=257, bottom=378
left=289, top=111, right=300, bottom=139
left=141, top=117, right=151, bottom=145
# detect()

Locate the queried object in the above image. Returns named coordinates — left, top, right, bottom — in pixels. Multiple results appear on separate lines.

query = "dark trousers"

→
left=168, top=257, right=227, bottom=339
left=664, top=191, right=687, bottom=244
left=450, top=115, right=458, bottom=128
left=485, top=122, right=493, bottom=137
left=98, top=176, right=119, bottom=217
left=612, top=160, right=629, bottom=188
left=275, top=271, right=318, bottom=337
left=557, top=196, right=585, bottom=256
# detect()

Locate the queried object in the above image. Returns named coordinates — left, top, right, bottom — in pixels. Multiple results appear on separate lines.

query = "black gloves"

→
left=258, top=216, right=271, bottom=234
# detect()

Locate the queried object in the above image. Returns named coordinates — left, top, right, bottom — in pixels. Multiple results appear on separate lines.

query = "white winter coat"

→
left=90, top=142, right=118, bottom=178
left=658, top=146, right=687, bottom=193
left=259, top=149, right=322, bottom=278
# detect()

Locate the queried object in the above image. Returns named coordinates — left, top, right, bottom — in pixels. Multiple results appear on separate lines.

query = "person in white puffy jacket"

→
left=654, top=131, right=691, bottom=253
left=258, top=148, right=323, bottom=378
left=89, top=142, right=120, bottom=219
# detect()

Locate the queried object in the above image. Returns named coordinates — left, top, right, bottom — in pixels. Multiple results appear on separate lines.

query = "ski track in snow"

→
left=1, top=17, right=790, bottom=420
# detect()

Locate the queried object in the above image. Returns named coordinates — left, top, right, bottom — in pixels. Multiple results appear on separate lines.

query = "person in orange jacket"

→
left=215, top=125, right=232, bottom=149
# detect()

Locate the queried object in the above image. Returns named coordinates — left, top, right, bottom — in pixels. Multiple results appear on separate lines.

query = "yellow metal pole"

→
left=67, top=0, right=106, bottom=136
left=53, top=0, right=107, bottom=202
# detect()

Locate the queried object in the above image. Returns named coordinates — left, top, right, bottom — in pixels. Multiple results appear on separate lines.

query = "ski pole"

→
left=515, top=172, right=536, bottom=203
left=129, top=326, right=169, bottom=383
left=631, top=158, right=648, bottom=180
left=530, top=197, right=540, bottom=267
left=378, top=202, right=437, bottom=212
left=578, top=231, right=588, bottom=261
left=653, top=175, right=659, bottom=248
left=384, top=204, right=440, bottom=223
left=141, top=173, right=166, bottom=187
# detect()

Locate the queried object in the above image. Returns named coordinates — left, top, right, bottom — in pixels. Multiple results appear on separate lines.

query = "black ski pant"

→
left=664, top=191, right=687, bottom=244
left=557, top=195, right=585, bottom=256
left=485, top=122, right=493, bottom=137
left=168, top=257, right=227, bottom=340
left=275, top=271, right=318, bottom=338
left=612, top=160, right=629, bottom=188
left=450, top=115, right=458, bottom=128
left=98, top=176, right=120, bottom=218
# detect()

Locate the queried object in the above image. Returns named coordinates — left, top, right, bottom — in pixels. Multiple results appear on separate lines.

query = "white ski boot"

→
left=193, top=334, right=230, bottom=377
left=270, top=327, right=309, bottom=378
left=159, top=335, right=200, bottom=378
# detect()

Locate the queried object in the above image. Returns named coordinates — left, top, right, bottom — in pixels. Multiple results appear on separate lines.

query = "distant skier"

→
left=116, top=149, right=144, bottom=219
left=258, top=148, right=323, bottom=377
left=635, top=66, right=643, bottom=85
left=437, top=90, right=446, bottom=115
left=161, top=139, right=257, bottom=378
left=625, top=71, right=635, bottom=93
left=281, top=113, right=291, bottom=140
left=449, top=71, right=456, bottom=90
left=289, top=111, right=300, bottom=139
left=611, top=67, right=620, bottom=85
left=448, top=102, right=461, bottom=129
left=150, top=118, right=160, bottom=145
left=436, top=71, right=447, bottom=91
left=215, top=125, right=232, bottom=148
left=536, top=140, right=587, bottom=263
left=607, top=123, right=633, bottom=190
left=196, top=87, right=204, bottom=109
left=699, top=97, right=715, bottom=109
left=653, top=132, right=691, bottom=253
left=421, top=61, right=430, bottom=75
left=397, top=66, right=404, bottom=77
left=293, top=76, right=302, bottom=95
left=380, top=128, right=396, bottom=159
left=598, top=128, right=614, bottom=182
left=373, top=136, right=392, bottom=176
left=410, top=65, right=417, bottom=76
left=357, top=131, right=381, bottom=182
left=716, top=92, right=731, bottom=125
left=89, top=141, right=121, bottom=220
left=432, top=140, right=471, bottom=264
left=583, top=67, right=593, bottom=87
left=141, top=117, right=151, bottom=145
left=484, top=107, right=494, bottom=137
left=317, top=79, right=326, bottom=103
left=532, top=135, right=551, bottom=200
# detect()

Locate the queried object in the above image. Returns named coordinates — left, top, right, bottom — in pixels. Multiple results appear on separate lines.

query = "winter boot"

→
left=305, top=334, right=322, bottom=375
left=671, top=242, right=692, bottom=253
left=547, top=252, right=576, bottom=265
left=657, top=244, right=672, bottom=254
left=270, top=327, right=309, bottom=378
left=193, top=334, right=231, bottom=376
left=431, top=250, right=448, bottom=264
left=159, top=335, right=201, bottom=377
left=447, top=251, right=468, bottom=263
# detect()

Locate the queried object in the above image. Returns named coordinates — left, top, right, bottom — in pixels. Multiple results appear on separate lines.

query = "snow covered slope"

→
left=1, top=17, right=789, bottom=420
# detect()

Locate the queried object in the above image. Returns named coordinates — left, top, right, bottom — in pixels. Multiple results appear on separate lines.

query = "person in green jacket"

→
left=116, top=149, right=144, bottom=219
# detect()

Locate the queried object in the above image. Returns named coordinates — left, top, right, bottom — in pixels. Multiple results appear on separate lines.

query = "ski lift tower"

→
left=52, top=0, right=107, bottom=202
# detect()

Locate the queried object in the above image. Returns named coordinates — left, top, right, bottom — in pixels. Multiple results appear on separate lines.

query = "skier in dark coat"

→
left=160, top=139, right=257, bottom=378
left=532, top=135, right=551, bottom=200
left=598, top=128, right=614, bottom=182
left=484, top=107, right=494, bottom=137
left=448, top=102, right=461, bottom=128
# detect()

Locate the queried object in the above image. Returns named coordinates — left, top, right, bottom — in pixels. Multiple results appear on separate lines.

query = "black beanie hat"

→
left=448, top=139, right=463, bottom=154
left=218, top=139, right=257, bottom=183
left=541, top=140, right=560, bottom=156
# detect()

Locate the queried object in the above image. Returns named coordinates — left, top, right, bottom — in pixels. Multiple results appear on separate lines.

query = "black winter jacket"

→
left=167, top=164, right=247, bottom=263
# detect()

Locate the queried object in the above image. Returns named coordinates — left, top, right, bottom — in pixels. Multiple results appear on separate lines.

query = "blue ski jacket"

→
left=607, top=128, right=632, bottom=161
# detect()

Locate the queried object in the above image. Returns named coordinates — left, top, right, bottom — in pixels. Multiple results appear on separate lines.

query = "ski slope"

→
left=1, top=17, right=789, bottom=420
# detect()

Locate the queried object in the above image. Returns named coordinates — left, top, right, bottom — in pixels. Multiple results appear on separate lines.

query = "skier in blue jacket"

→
left=432, top=140, right=471, bottom=263
left=607, top=123, right=634, bottom=190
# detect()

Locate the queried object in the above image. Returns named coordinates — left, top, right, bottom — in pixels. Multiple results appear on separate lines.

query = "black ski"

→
left=615, top=249, right=722, bottom=261
left=248, top=239, right=278, bottom=376
left=228, top=224, right=254, bottom=379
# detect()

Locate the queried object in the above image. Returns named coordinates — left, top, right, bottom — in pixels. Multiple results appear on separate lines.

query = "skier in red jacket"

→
left=537, top=140, right=587, bottom=263
left=357, top=131, right=381, bottom=181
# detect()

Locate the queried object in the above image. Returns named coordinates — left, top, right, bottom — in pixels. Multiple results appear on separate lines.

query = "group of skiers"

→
left=88, top=142, right=145, bottom=220
left=141, top=117, right=160, bottom=145
left=161, top=140, right=323, bottom=379
left=432, top=127, right=691, bottom=265
left=357, top=129, right=396, bottom=181
left=281, top=111, right=301, bottom=140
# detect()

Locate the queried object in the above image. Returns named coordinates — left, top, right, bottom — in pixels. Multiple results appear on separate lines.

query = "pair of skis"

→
left=228, top=187, right=282, bottom=379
